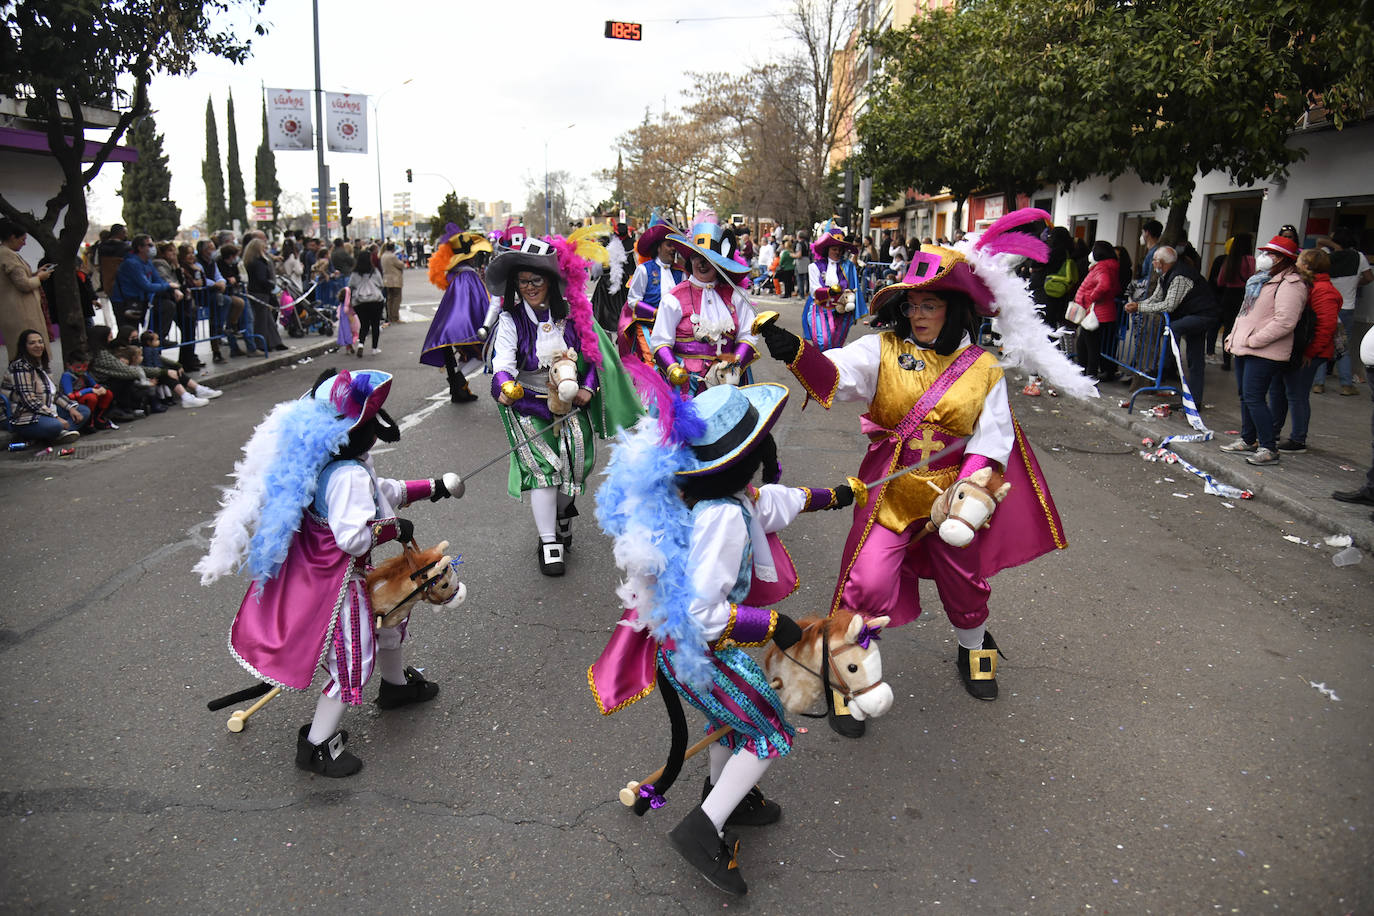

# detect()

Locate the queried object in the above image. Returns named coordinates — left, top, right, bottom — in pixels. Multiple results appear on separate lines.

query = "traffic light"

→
left=406, top=168, right=413, bottom=183
left=339, top=181, right=352, bottom=232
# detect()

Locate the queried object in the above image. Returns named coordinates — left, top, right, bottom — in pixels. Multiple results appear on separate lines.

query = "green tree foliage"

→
left=119, top=112, right=181, bottom=240
left=855, top=0, right=1374, bottom=244
left=0, top=0, right=265, bottom=355
left=429, top=193, right=473, bottom=243
left=225, top=90, right=247, bottom=228
left=254, top=93, right=281, bottom=230
left=203, top=97, right=229, bottom=232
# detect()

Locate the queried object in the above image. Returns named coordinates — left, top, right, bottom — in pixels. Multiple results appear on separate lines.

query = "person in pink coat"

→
left=1268, top=248, right=1342, bottom=452
left=1072, top=240, right=1120, bottom=380
left=1221, top=235, right=1307, bottom=466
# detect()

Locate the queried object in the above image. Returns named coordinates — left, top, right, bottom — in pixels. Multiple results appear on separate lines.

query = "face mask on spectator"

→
left=1139, top=232, right=1147, bottom=246
left=1087, top=254, right=1097, bottom=266
left=1255, top=253, right=1275, bottom=272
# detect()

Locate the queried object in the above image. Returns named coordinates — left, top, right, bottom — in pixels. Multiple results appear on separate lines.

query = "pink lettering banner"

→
left=325, top=92, right=368, bottom=154
left=265, top=88, right=312, bottom=151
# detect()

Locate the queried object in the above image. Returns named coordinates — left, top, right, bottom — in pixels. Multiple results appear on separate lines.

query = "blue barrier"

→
left=1100, top=311, right=1178, bottom=410
left=152, top=288, right=268, bottom=360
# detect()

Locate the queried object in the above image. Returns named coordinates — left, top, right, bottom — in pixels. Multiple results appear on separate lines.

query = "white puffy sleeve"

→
left=824, top=333, right=882, bottom=402
left=966, top=376, right=1014, bottom=466
left=324, top=463, right=382, bottom=557
left=749, top=484, right=806, bottom=533
left=686, top=502, right=748, bottom=641
left=650, top=291, right=684, bottom=351
left=491, top=312, right=519, bottom=377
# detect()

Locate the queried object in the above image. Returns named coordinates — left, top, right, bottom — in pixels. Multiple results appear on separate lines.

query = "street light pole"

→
left=543, top=122, right=575, bottom=236
left=373, top=78, right=413, bottom=243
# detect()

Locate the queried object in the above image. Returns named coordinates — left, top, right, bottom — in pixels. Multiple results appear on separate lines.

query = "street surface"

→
left=1, top=271, right=1370, bottom=914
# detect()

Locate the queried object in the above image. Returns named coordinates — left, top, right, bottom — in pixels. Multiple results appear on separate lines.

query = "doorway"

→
left=1202, top=193, right=1263, bottom=275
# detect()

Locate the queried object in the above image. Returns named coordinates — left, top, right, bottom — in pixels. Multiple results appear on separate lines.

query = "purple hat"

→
left=636, top=210, right=681, bottom=259
left=812, top=230, right=858, bottom=261
left=868, top=245, right=1000, bottom=317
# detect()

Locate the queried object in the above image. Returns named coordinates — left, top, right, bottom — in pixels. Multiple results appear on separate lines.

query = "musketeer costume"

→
left=650, top=211, right=760, bottom=395
left=619, top=211, right=686, bottom=365
left=802, top=227, right=867, bottom=350
left=421, top=225, right=496, bottom=403
left=487, top=236, right=642, bottom=575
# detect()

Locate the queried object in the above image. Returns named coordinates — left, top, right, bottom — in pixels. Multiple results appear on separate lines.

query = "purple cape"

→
left=421, top=267, right=490, bottom=366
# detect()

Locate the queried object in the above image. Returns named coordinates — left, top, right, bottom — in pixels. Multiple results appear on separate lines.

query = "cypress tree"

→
left=203, top=97, right=228, bottom=231
left=120, top=112, right=181, bottom=239
left=226, top=90, right=247, bottom=229
left=254, top=92, right=281, bottom=230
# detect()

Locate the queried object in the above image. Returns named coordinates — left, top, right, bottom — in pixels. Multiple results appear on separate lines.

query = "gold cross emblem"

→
left=908, top=428, right=945, bottom=463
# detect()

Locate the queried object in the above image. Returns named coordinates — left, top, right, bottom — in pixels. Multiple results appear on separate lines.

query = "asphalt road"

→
left=1, top=273, right=1370, bottom=914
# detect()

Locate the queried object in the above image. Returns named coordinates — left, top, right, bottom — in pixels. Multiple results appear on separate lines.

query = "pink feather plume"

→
left=545, top=234, right=604, bottom=370
left=973, top=207, right=1052, bottom=263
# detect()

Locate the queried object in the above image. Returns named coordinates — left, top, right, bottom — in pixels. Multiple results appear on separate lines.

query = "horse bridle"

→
left=937, top=478, right=996, bottom=539
left=777, top=631, right=884, bottom=713
left=376, top=550, right=451, bottom=620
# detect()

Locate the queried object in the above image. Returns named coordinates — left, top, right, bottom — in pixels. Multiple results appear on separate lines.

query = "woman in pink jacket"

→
left=1072, top=240, right=1120, bottom=380
left=1221, top=235, right=1307, bottom=466
left=1268, top=248, right=1342, bottom=452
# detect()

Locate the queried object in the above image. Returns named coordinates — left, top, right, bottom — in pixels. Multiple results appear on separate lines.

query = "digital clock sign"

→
left=604, top=20, right=642, bottom=41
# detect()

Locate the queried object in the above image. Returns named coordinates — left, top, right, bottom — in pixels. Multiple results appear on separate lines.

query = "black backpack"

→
left=1288, top=301, right=1316, bottom=368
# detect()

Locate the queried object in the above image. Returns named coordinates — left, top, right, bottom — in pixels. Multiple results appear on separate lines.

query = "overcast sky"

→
left=87, top=0, right=793, bottom=232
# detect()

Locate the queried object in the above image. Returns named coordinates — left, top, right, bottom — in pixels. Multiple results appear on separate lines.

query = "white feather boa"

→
left=607, top=237, right=627, bottom=295
left=958, top=239, right=1100, bottom=400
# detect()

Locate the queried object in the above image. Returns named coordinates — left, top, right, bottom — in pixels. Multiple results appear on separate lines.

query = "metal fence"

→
left=1100, top=311, right=1178, bottom=410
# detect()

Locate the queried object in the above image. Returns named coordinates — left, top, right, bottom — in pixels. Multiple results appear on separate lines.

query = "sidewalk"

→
left=1064, top=357, right=1374, bottom=552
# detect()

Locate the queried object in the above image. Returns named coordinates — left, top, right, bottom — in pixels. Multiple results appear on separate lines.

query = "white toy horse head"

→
left=366, top=540, right=466, bottom=628
left=931, top=467, right=1011, bottom=548
left=545, top=348, right=581, bottom=415
left=763, top=611, right=894, bottom=721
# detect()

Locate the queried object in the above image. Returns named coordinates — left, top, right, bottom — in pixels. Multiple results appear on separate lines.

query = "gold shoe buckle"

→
left=968, top=648, right=998, bottom=680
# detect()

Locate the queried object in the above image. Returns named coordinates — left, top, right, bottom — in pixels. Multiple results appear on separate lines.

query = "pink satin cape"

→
left=587, top=533, right=797, bottom=715
left=229, top=513, right=356, bottom=690
left=828, top=414, right=1066, bottom=623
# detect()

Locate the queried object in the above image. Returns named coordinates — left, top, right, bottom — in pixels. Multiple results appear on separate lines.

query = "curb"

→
left=1070, top=386, right=1374, bottom=554
left=192, top=337, right=339, bottom=387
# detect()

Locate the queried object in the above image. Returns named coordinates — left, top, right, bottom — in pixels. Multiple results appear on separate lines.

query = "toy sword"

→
left=846, top=436, right=970, bottom=507
left=446, top=398, right=589, bottom=497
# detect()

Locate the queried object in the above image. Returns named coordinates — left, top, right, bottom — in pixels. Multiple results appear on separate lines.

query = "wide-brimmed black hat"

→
left=484, top=237, right=564, bottom=299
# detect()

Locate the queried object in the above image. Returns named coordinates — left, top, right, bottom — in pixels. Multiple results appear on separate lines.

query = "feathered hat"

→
left=635, top=209, right=681, bottom=259
left=812, top=229, right=858, bottom=261
left=666, top=209, right=748, bottom=282
left=428, top=223, right=493, bottom=290
left=896, top=207, right=1098, bottom=399
left=485, top=236, right=565, bottom=299
left=308, top=368, right=393, bottom=433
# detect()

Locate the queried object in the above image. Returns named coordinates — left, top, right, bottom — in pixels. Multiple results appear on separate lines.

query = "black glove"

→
left=760, top=322, right=801, bottom=363
left=773, top=613, right=802, bottom=650
left=830, top=484, right=854, bottom=510
left=430, top=477, right=449, bottom=501
left=396, top=517, right=415, bottom=543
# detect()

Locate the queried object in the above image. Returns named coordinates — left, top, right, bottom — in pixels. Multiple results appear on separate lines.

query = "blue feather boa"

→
left=247, top=399, right=354, bottom=583
left=595, top=414, right=713, bottom=689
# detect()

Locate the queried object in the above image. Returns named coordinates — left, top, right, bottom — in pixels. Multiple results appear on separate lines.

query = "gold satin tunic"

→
left=868, top=334, right=1004, bottom=532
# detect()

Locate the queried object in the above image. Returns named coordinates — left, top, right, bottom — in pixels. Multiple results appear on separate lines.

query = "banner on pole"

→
left=325, top=92, right=368, bottom=153
left=265, top=88, right=313, bottom=151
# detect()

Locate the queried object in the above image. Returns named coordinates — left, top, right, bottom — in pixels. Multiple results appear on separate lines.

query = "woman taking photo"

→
left=243, top=238, right=287, bottom=352
left=4, top=328, right=89, bottom=443
left=1221, top=235, right=1307, bottom=466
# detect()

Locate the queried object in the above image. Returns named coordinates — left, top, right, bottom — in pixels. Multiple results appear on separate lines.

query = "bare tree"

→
left=788, top=0, right=861, bottom=220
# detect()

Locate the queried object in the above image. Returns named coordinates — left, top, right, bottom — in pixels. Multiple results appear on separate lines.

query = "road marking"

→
left=397, top=371, right=485, bottom=433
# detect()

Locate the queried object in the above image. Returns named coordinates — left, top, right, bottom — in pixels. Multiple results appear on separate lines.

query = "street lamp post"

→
left=373, top=78, right=413, bottom=242
left=544, top=122, right=575, bottom=236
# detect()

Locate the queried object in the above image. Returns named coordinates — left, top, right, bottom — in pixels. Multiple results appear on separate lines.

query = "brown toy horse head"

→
left=366, top=540, right=466, bottom=628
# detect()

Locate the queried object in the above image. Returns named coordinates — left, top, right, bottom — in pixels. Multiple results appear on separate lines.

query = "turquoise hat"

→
left=675, top=383, right=789, bottom=477
left=666, top=211, right=748, bottom=283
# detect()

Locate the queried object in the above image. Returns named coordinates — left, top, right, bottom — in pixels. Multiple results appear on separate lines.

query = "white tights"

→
left=700, top=745, right=774, bottom=835
left=530, top=487, right=575, bottom=543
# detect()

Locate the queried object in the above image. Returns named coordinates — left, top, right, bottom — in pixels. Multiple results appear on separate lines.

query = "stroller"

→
left=278, top=277, right=334, bottom=338
left=749, top=264, right=772, bottom=297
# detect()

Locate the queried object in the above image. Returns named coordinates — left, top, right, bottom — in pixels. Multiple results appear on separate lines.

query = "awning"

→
left=0, top=126, right=139, bottom=163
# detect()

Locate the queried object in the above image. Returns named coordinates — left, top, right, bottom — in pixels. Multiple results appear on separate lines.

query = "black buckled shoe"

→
left=957, top=630, right=1005, bottom=701
left=449, top=374, right=478, bottom=404
left=295, top=724, right=363, bottom=778
left=668, top=805, right=748, bottom=896
left=556, top=499, right=578, bottom=548
left=702, top=778, right=782, bottom=827
left=376, top=666, right=440, bottom=709
left=827, top=687, right=866, bottom=738
left=538, top=540, right=566, bottom=576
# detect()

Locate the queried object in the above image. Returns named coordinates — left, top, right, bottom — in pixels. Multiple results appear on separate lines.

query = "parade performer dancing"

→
left=650, top=211, right=761, bottom=394
left=619, top=210, right=686, bottom=364
left=194, top=368, right=462, bottom=776
left=758, top=209, right=1095, bottom=735
left=421, top=224, right=496, bottom=404
left=488, top=236, right=643, bottom=576
left=801, top=225, right=867, bottom=350
left=588, top=375, right=855, bottom=896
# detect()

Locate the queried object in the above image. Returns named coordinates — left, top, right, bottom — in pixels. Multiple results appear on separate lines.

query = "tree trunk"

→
left=1161, top=175, right=1194, bottom=248
left=953, top=196, right=966, bottom=234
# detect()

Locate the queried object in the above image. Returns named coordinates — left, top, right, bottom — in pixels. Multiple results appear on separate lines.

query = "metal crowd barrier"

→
left=1100, top=311, right=1178, bottom=411
left=151, top=287, right=268, bottom=359
left=861, top=262, right=894, bottom=301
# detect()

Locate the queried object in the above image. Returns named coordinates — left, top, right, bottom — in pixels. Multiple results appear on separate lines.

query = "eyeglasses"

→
left=901, top=299, right=946, bottom=317
left=516, top=276, right=547, bottom=289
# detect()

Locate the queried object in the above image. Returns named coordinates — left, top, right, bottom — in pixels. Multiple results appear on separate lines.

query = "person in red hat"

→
left=756, top=210, right=1090, bottom=735
left=1221, top=234, right=1308, bottom=466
